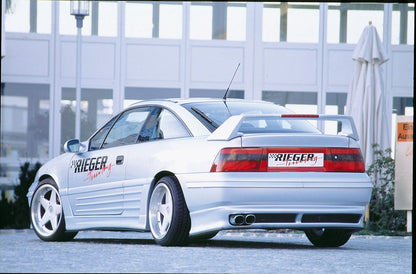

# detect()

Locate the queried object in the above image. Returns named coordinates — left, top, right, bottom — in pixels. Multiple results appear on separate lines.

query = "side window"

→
left=101, top=107, right=153, bottom=149
left=138, top=108, right=162, bottom=142
left=159, top=109, right=190, bottom=139
left=138, top=108, right=190, bottom=142
left=89, top=115, right=118, bottom=151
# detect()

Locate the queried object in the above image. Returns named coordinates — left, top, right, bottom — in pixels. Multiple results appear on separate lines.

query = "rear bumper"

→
left=176, top=172, right=372, bottom=236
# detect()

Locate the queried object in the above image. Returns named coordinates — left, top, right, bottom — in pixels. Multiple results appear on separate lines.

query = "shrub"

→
left=365, top=144, right=406, bottom=232
left=0, top=162, right=42, bottom=228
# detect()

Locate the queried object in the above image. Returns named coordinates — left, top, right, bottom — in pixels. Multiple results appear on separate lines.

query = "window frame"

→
left=157, top=108, right=192, bottom=140
left=88, top=105, right=192, bottom=151
left=138, top=106, right=192, bottom=142
left=88, top=106, right=154, bottom=151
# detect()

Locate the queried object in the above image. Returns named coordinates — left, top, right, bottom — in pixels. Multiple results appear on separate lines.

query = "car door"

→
left=123, top=107, right=192, bottom=226
left=67, top=106, right=154, bottom=216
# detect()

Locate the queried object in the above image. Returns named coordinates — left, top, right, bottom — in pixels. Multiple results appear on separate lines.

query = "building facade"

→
left=1, top=1, right=414, bottom=190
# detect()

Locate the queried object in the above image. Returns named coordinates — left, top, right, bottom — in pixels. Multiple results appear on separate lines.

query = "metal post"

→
left=71, top=0, right=89, bottom=140
left=75, top=16, right=83, bottom=140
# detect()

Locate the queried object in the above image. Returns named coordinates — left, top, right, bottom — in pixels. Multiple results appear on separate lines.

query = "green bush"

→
left=0, top=162, right=42, bottom=228
left=365, top=144, right=407, bottom=233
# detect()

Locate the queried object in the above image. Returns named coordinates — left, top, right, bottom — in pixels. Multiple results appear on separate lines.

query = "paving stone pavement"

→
left=0, top=229, right=412, bottom=273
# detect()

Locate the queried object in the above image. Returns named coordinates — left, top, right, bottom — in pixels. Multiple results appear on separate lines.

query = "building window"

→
left=325, top=93, right=347, bottom=135
left=325, top=93, right=347, bottom=115
left=5, top=0, right=51, bottom=34
left=226, top=3, right=246, bottom=41
left=393, top=97, right=414, bottom=116
left=125, top=2, right=182, bottom=39
left=159, top=3, right=183, bottom=39
left=0, top=83, right=50, bottom=182
left=327, top=3, right=384, bottom=44
left=262, top=91, right=318, bottom=128
left=95, top=1, right=118, bottom=37
left=190, top=3, right=212, bottom=40
left=190, top=2, right=246, bottom=41
left=262, top=91, right=318, bottom=113
left=392, top=3, right=415, bottom=45
left=124, top=87, right=180, bottom=108
left=125, top=2, right=153, bottom=38
left=189, top=89, right=244, bottom=99
left=263, top=2, right=320, bottom=43
left=61, top=88, right=113, bottom=151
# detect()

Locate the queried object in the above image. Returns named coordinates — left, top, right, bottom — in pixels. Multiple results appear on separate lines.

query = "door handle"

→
left=116, top=155, right=124, bottom=165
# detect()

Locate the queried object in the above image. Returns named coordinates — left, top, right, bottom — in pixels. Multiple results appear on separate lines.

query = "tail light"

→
left=210, top=148, right=265, bottom=172
left=210, top=147, right=365, bottom=173
left=326, top=148, right=365, bottom=172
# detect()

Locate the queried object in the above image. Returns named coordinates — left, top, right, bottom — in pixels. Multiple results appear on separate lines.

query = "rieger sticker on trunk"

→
left=268, top=153, right=324, bottom=167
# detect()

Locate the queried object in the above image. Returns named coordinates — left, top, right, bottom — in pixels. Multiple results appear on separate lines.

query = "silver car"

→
left=27, top=98, right=372, bottom=247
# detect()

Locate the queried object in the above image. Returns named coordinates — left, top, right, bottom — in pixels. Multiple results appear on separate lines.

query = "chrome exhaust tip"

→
left=245, top=214, right=256, bottom=225
left=230, top=215, right=245, bottom=225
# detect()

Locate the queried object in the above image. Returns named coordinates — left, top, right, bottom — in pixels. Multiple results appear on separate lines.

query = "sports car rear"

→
left=178, top=114, right=372, bottom=237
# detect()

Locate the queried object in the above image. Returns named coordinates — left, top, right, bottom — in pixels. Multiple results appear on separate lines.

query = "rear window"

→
left=182, top=101, right=320, bottom=134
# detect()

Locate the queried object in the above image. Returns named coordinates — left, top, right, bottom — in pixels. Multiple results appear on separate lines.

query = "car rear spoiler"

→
left=207, top=114, right=359, bottom=141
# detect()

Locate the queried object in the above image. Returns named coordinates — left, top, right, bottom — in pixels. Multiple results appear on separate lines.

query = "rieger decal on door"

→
left=71, top=156, right=108, bottom=173
left=70, top=156, right=115, bottom=182
left=68, top=154, right=124, bottom=215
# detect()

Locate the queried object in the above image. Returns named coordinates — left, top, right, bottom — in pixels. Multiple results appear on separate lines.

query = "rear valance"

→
left=207, top=114, right=359, bottom=141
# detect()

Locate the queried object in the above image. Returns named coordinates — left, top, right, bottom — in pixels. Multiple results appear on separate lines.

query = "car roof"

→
left=128, top=98, right=277, bottom=107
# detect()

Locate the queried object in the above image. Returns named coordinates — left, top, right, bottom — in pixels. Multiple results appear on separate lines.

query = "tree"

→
left=0, top=162, right=42, bottom=228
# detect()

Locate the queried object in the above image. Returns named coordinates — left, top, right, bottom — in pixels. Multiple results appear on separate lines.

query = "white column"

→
left=115, top=1, right=125, bottom=113
left=383, top=3, right=393, bottom=151
left=181, top=2, right=191, bottom=99
left=52, top=1, right=62, bottom=157
left=1, top=0, right=6, bottom=57
left=251, top=2, right=263, bottom=101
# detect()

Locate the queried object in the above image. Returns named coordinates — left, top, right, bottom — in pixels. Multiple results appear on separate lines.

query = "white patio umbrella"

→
left=345, top=22, right=390, bottom=168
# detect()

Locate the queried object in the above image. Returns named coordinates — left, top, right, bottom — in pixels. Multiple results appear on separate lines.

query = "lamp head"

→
left=70, top=0, right=90, bottom=16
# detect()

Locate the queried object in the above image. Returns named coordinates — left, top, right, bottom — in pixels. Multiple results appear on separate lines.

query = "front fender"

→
left=26, top=153, right=75, bottom=207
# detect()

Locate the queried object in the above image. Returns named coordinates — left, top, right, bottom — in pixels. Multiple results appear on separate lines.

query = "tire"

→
left=30, top=178, right=77, bottom=241
left=148, top=176, right=191, bottom=246
left=304, top=228, right=352, bottom=247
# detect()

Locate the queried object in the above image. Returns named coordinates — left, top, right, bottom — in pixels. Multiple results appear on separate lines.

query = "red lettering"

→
left=83, top=163, right=115, bottom=182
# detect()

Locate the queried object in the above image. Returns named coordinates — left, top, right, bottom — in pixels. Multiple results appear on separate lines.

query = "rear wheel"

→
left=148, top=176, right=191, bottom=246
left=30, top=178, right=77, bottom=241
left=304, top=228, right=352, bottom=247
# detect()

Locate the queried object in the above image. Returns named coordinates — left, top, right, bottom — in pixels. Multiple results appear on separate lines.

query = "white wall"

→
left=1, top=2, right=414, bottom=160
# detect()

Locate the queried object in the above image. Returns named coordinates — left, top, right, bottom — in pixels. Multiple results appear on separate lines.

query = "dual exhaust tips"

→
left=229, top=214, right=256, bottom=226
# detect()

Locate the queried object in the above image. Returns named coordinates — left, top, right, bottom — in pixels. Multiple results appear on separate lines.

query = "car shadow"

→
left=189, top=238, right=317, bottom=249
left=73, top=237, right=155, bottom=245
left=72, top=236, right=321, bottom=250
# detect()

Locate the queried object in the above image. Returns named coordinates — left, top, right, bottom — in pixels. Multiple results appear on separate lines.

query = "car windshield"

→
left=182, top=101, right=320, bottom=134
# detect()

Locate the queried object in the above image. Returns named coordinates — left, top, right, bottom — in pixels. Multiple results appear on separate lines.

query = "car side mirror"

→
left=64, top=139, right=80, bottom=153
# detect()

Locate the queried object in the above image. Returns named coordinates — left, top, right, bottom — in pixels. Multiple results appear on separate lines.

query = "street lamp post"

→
left=70, top=0, right=89, bottom=140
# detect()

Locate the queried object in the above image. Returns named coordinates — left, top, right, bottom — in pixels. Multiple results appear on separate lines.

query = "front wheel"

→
left=304, top=228, right=352, bottom=247
left=148, top=176, right=191, bottom=246
left=30, top=178, right=77, bottom=241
